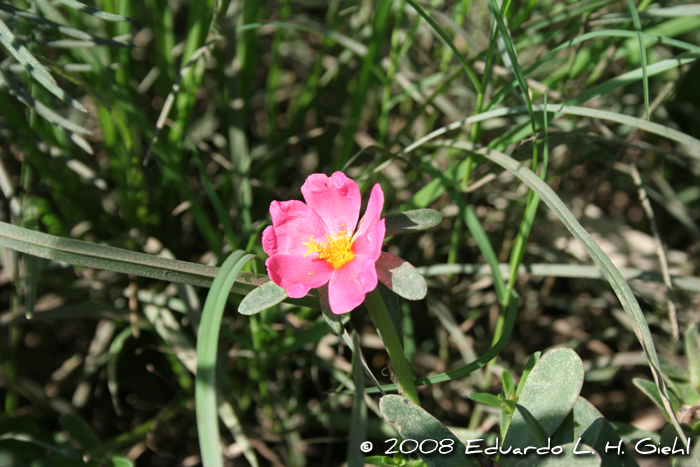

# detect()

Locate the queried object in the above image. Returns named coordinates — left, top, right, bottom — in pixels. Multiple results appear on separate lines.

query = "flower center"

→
left=303, top=229, right=355, bottom=269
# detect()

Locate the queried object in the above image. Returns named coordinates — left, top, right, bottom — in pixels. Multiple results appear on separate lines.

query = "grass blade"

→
left=0, top=17, right=85, bottom=112
left=415, top=263, right=700, bottom=294
left=56, top=0, right=132, bottom=22
left=429, top=139, right=685, bottom=441
left=347, top=331, right=367, bottom=467
left=196, top=251, right=255, bottom=467
left=0, top=2, right=132, bottom=48
left=403, top=103, right=700, bottom=159
left=0, top=221, right=318, bottom=307
left=487, top=0, right=536, bottom=135
left=403, top=0, right=481, bottom=94
left=363, top=290, right=518, bottom=394
left=0, top=70, right=90, bottom=135
left=626, top=0, right=650, bottom=120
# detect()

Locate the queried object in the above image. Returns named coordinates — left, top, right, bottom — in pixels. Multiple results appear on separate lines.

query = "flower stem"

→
left=364, top=288, right=420, bottom=405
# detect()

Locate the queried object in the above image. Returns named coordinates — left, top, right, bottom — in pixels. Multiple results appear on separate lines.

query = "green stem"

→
left=365, top=289, right=420, bottom=405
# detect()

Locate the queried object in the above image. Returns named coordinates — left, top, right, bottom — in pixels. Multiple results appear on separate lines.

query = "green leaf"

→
left=581, top=419, right=640, bottom=467
left=625, top=0, right=650, bottom=121
left=510, top=442, right=601, bottom=467
left=572, top=397, right=640, bottom=467
left=364, top=290, right=519, bottom=394
left=378, top=283, right=404, bottom=345
left=502, top=370, right=515, bottom=398
left=384, top=209, right=442, bottom=238
left=426, top=139, right=685, bottom=439
left=108, top=326, right=137, bottom=416
left=0, top=16, right=86, bottom=112
left=379, top=395, right=480, bottom=467
left=468, top=393, right=514, bottom=414
left=110, top=457, right=134, bottom=467
left=364, top=457, right=402, bottom=466
left=376, top=252, right=427, bottom=300
left=57, top=0, right=132, bottom=21
left=196, top=251, right=256, bottom=467
left=238, top=280, right=287, bottom=315
left=0, top=70, right=91, bottom=135
left=515, top=352, right=541, bottom=399
left=610, top=421, right=660, bottom=444
left=487, top=0, right=536, bottom=135
left=59, top=413, right=100, bottom=451
left=416, top=262, right=700, bottom=294
left=500, top=349, right=584, bottom=467
left=633, top=378, right=680, bottom=414
left=672, top=434, right=700, bottom=467
left=515, top=404, right=550, bottom=448
left=402, top=0, right=481, bottom=94
left=348, top=332, right=367, bottom=467
left=0, top=221, right=317, bottom=308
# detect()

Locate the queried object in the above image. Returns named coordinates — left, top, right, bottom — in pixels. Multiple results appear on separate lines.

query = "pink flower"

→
left=263, top=172, right=385, bottom=314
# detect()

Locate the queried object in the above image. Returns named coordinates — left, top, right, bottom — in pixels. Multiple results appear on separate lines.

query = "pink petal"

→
left=266, top=254, right=334, bottom=298
left=262, top=225, right=277, bottom=256
left=328, top=256, right=378, bottom=314
left=301, top=172, right=361, bottom=234
left=269, top=200, right=328, bottom=256
left=352, top=184, right=385, bottom=261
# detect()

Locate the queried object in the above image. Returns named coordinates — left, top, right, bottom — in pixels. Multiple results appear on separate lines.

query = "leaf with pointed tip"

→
left=238, top=280, right=287, bottom=315
left=469, top=393, right=514, bottom=414
left=384, top=209, right=442, bottom=237
left=376, top=252, right=427, bottom=300
left=380, top=395, right=479, bottom=467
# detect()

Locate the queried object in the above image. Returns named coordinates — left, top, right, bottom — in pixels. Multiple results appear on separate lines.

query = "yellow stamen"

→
left=303, top=229, right=355, bottom=269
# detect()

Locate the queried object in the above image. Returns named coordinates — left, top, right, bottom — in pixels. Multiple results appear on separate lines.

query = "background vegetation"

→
left=0, top=0, right=699, bottom=466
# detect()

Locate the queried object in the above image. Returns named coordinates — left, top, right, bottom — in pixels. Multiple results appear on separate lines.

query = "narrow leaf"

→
left=57, top=0, right=132, bottom=22
left=348, top=332, right=367, bottom=467
left=196, top=251, right=256, bottom=467
left=626, top=0, right=650, bottom=120
left=428, top=139, right=686, bottom=439
left=0, top=70, right=90, bottom=134
left=0, top=221, right=317, bottom=308
left=0, top=16, right=86, bottom=112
